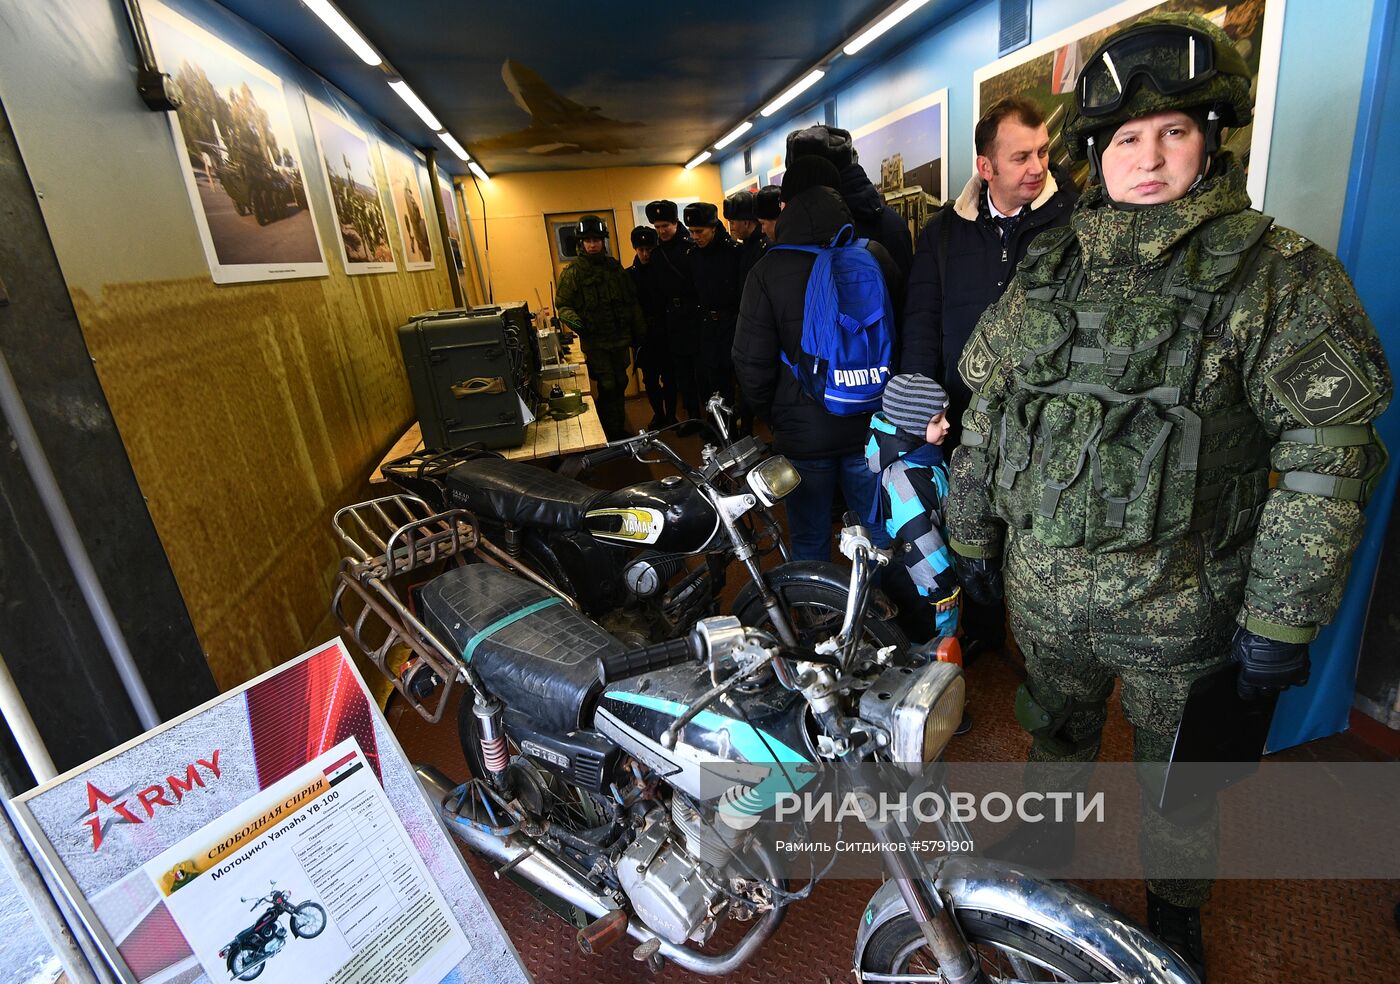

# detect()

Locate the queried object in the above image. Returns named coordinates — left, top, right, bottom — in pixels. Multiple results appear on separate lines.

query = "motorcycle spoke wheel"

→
left=861, top=909, right=1122, bottom=983
left=292, top=902, right=326, bottom=938
left=230, top=949, right=264, bottom=981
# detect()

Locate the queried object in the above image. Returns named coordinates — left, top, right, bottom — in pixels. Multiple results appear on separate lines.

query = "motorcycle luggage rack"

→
left=332, top=494, right=479, bottom=723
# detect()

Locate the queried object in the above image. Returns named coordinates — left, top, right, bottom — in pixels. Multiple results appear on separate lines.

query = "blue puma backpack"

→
left=771, top=224, right=895, bottom=415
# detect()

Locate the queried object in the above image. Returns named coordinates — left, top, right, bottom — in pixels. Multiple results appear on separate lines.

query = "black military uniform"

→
left=724, top=191, right=769, bottom=284
left=646, top=199, right=702, bottom=418
left=684, top=201, right=744, bottom=418
left=628, top=225, right=674, bottom=427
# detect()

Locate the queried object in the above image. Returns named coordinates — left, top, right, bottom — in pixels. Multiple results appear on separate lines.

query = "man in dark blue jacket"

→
left=786, top=125, right=913, bottom=280
left=898, top=96, right=1077, bottom=652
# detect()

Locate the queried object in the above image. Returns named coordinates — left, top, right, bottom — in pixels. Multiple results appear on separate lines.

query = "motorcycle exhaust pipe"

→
left=415, top=765, right=785, bottom=977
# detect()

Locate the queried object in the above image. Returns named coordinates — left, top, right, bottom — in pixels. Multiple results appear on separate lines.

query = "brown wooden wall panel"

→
left=69, top=268, right=451, bottom=687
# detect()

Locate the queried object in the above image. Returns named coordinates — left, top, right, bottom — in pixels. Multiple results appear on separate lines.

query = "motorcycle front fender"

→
left=732, top=560, right=898, bottom=622
left=852, top=857, right=1197, bottom=984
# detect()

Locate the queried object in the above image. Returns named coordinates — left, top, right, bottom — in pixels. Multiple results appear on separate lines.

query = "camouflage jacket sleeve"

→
left=1239, top=235, right=1392, bottom=643
left=555, top=265, right=586, bottom=335
left=945, top=282, right=1024, bottom=559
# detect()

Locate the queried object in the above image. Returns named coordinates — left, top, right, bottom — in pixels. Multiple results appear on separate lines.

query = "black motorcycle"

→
left=218, top=884, right=326, bottom=981
left=334, top=505, right=1198, bottom=982
left=332, top=395, right=904, bottom=723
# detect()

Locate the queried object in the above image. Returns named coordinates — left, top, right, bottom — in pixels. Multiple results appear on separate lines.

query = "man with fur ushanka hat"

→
left=644, top=199, right=701, bottom=419
left=947, top=12, right=1391, bottom=977
left=685, top=201, right=742, bottom=421
left=629, top=225, right=674, bottom=427
left=755, top=184, right=782, bottom=242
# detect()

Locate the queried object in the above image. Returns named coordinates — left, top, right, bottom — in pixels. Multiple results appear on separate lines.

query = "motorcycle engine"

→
left=616, top=808, right=729, bottom=946
left=262, top=927, right=286, bottom=956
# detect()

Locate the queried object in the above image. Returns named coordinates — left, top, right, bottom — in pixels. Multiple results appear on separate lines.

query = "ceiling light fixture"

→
left=843, top=0, right=933, bottom=55
left=685, top=151, right=713, bottom=170
left=304, top=0, right=382, bottom=66
left=388, top=79, right=442, bottom=130
left=761, top=69, right=826, bottom=118
left=437, top=132, right=470, bottom=161
left=468, top=161, right=490, bottom=182
left=713, top=121, right=753, bottom=150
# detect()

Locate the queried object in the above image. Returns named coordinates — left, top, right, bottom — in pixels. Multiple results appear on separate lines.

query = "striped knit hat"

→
left=882, top=374, right=948, bottom=438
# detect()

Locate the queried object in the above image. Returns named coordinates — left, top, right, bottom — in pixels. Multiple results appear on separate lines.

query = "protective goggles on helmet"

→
left=1077, top=25, right=1219, bottom=117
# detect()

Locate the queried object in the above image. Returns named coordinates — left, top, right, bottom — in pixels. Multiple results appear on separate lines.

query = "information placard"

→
left=10, top=640, right=529, bottom=984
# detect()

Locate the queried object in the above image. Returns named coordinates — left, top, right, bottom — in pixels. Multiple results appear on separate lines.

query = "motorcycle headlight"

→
left=859, top=660, right=965, bottom=772
left=747, top=455, right=802, bottom=506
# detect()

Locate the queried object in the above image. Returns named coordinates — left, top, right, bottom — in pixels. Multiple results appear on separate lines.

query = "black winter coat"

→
left=650, top=230, right=699, bottom=355
left=733, top=187, right=903, bottom=460
left=899, top=167, right=1078, bottom=441
left=737, top=232, right=768, bottom=288
left=628, top=258, right=666, bottom=331
left=690, top=228, right=743, bottom=315
left=839, top=163, right=913, bottom=282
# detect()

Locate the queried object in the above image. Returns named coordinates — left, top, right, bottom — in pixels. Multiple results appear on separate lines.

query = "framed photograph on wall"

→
left=850, top=88, right=950, bottom=243
left=724, top=178, right=761, bottom=197
left=145, top=2, right=327, bottom=284
left=306, top=97, right=397, bottom=275
left=436, top=167, right=465, bottom=271
left=382, top=145, right=436, bottom=271
left=972, top=0, right=1286, bottom=205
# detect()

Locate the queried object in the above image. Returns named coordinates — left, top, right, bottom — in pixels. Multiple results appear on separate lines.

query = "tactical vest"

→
left=965, top=210, right=1276, bottom=555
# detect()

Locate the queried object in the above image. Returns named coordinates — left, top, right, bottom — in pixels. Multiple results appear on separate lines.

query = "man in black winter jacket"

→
left=786, top=125, right=914, bottom=280
left=724, top=190, right=768, bottom=284
left=897, top=96, right=1077, bottom=651
left=685, top=201, right=743, bottom=417
left=733, top=157, right=904, bottom=562
left=629, top=225, right=674, bottom=427
left=646, top=199, right=702, bottom=418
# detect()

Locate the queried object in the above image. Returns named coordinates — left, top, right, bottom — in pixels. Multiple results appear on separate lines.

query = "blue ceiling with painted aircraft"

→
left=218, top=0, right=975, bottom=173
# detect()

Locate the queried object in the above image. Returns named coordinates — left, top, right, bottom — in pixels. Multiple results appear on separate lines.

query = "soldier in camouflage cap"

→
left=947, top=12, right=1390, bottom=978
left=555, top=215, right=647, bottom=439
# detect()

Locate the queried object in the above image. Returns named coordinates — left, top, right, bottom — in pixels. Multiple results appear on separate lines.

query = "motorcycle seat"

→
left=444, top=458, right=603, bottom=530
left=419, top=564, right=621, bottom=733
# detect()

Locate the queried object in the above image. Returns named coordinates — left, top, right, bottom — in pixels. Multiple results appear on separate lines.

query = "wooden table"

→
left=371, top=356, right=608, bottom=482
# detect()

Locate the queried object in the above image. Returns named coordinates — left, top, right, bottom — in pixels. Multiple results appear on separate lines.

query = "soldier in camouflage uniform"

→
left=555, top=215, right=646, bottom=440
left=946, top=13, right=1391, bottom=978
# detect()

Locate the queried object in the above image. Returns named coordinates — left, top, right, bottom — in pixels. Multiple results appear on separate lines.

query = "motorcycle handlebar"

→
left=598, top=636, right=698, bottom=683
left=574, top=439, right=639, bottom=472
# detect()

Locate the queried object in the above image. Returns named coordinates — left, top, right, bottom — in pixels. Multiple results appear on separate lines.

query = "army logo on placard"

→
left=1267, top=334, right=1378, bottom=426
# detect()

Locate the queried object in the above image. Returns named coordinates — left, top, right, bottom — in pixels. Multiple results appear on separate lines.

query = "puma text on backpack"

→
left=771, top=225, right=896, bottom=415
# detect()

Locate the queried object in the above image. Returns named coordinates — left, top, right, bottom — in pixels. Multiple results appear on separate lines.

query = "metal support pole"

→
left=0, top=341, right=160, bottom=731
left=0, top=647, right=55, bottom=783
left=0, top=772, right=107, bottom=983
left=423, top=148, right=465, bottom=308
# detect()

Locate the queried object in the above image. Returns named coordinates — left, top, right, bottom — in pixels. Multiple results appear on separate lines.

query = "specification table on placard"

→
left=292, top=784, right=424, bottom=947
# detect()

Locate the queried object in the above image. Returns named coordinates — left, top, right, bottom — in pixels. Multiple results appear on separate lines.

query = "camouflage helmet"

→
left=1062, top=11, right=1253, bottom=162
left=575, top=214, right=608, bottom=240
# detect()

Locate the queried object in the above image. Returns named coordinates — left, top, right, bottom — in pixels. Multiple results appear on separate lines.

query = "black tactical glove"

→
left=1231, top=626, right=1310, bottom=701
left=954, top=553, right=1003, bottom=608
